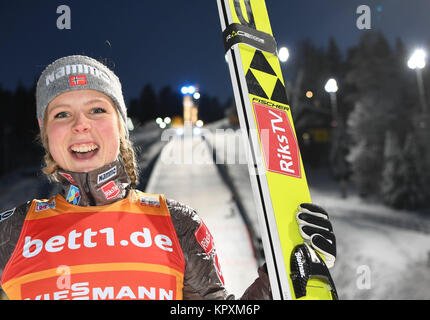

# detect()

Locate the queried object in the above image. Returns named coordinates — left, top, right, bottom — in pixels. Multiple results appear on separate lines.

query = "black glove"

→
left=296, top=203, right=336, bottom=268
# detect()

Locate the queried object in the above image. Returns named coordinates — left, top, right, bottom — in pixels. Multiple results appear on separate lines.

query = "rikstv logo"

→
left=253, top=102, right=301, bottom=178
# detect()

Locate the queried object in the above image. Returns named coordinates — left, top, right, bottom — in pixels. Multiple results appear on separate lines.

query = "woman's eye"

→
left=91, top=107, right=106, bottom=114
left=54, top=111, right=69, bottom=118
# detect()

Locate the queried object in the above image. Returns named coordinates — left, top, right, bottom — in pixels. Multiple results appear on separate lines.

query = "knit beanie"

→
left=36, top=55, right=128, bottom=136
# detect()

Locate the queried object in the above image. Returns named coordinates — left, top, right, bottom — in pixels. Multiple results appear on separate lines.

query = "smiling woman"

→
left=0, top=55, right=274, bottom=301
left=44, top=90, right=121, bottom=173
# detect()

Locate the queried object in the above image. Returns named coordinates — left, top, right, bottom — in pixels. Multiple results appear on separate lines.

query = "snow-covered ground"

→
left=205, top=124, right=430, bottom=300
left=308, top=170, right=430, bottom=300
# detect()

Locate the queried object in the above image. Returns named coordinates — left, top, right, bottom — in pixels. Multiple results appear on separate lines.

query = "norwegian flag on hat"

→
left=69, top=75, right=87, bottom=86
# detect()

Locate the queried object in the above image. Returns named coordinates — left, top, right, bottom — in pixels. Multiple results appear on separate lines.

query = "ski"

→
left=216, top=0, right=338, bottom=300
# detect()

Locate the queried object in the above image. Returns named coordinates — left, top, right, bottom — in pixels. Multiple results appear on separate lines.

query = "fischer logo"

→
left=22, top=226, right=174, bottom=258
left=24, top=282, right=174, bottom=300
left=45, top=63, right=110, bottom=86
left=253, top=102, right=301, bottom=178
left=252, top=97, right=289, bottom=111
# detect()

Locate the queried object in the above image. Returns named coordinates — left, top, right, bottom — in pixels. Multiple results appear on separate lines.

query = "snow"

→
left=203, top=123, right=430, bottom=300
left=309, top=176, right=430, bottom=299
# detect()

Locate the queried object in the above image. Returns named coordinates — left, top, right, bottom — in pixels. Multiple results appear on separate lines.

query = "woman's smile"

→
left=69, top=142, right=100, bottom=160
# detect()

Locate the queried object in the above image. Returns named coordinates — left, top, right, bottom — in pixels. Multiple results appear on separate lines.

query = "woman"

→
left=0, top=55, right=336, bottom=300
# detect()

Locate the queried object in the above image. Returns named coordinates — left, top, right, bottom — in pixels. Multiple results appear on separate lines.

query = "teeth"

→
left=71, top=144, right=99, bottom=153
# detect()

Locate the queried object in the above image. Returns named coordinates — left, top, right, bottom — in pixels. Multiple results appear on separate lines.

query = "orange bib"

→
left=1, top=191, right=185, bottom=300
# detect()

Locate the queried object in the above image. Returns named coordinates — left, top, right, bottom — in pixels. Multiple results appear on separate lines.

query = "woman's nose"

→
left=71, top=113, right=91, bottom=133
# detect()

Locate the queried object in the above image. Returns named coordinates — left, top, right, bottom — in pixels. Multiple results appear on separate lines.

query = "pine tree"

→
left=326, top=37, right=343, bottom=77
left=345, top=31, right=403, bottom=197
left=381, top=131, right=404, bottom=207
left=382, top=132, right=427, bottom=209
left=158, top=86, right=182, bottom=118
left=140, top=84, right=158, bottom=122
left=412, top=112, right=430, bottom=203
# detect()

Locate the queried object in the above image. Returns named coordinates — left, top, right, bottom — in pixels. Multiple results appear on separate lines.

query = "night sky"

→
left=1, top=0, right=429, bottom=105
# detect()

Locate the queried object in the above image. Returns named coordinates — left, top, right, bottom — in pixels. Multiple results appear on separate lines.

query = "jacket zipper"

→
left=85, top=173, right=96, bottom=206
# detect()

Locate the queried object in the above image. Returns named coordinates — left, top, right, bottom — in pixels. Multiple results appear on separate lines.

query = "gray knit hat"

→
left=36, top=55, right=128, bottom=135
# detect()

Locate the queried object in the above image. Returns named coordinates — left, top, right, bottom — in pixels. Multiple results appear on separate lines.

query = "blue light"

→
left=180, top=85, right=196, bottom=95
left=187, top=86, right=196, bottom=94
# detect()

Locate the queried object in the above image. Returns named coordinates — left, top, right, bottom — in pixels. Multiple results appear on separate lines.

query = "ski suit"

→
left=0, top=160, right=270, bottom=300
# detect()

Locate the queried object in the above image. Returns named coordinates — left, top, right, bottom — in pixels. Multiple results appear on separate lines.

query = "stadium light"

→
left=408, top=49, right=426, bottom=70
left=408, top=49, right=428, bottom=113
left=180, top=85, right=196, bottom=95
left=324, top=78, right=339, bottom=123
left=278, top=47, right=289, bottom=63
left=324, top=78, right=338, bottom=93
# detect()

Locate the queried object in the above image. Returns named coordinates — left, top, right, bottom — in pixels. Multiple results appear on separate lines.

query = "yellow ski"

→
left=216, top=0, right=338, bottom=300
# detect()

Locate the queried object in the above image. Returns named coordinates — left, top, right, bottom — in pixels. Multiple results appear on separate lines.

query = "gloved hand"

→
left=296, top=203, right=336, bottom=269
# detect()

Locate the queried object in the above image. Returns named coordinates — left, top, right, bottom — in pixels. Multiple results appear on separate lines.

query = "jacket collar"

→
left=57, top=159, right=131, bottom=206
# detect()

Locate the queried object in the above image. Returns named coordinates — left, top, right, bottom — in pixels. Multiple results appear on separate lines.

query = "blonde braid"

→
left=118, top=117, right=140, bottom=187
left=37, top=128, right=61, bottom=183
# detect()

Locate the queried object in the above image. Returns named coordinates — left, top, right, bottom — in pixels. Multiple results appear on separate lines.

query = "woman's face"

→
left=45, top=89, right=121, bottom=173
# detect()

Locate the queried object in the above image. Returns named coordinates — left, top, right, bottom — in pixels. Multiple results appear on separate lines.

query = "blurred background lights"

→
left=324, top=78, right=338, bottom=93
left=181, top=85, right=196, bottom=95
left=408, top=49, right=427, bottom=69
left=193, top=127, right=201, bottom=135
left=278, top=46, right=289, bottom=63
left=176, top=127, right=184, bottom=136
